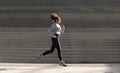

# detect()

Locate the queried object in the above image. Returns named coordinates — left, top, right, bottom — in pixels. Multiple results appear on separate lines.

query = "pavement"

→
left=0, top=63, right=120, bottom=73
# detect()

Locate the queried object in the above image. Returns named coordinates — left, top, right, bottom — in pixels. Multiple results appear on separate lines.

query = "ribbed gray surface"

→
left=0, top=0, right=120, bottom=63
left=0, top=28, right=120, bottom=63
left=0, top=0, right=120, bottom=13
left=1, top=13, right=120, bottom=28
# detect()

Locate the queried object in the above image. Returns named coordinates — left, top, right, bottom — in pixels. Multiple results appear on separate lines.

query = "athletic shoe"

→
left=59, top=61, right=67, bottom=67
left=37, top=54, right=42, bottom=62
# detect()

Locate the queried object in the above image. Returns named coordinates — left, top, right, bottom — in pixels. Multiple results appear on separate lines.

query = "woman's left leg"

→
left=55, top=37, right=67, bottom=66
left=55, top=37, right=62, bottom=61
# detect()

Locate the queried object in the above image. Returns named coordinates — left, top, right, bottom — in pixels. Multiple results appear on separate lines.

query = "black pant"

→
left=42, top=34, right=62, bottom=61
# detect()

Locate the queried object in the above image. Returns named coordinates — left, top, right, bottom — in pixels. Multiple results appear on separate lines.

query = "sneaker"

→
left=59, top=61, right=67, bottom=67
left=37, top=54, right=42, bottom=62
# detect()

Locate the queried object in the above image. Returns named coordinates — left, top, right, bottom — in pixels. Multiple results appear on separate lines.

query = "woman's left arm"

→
left=61, top=25, right=65, bottom=33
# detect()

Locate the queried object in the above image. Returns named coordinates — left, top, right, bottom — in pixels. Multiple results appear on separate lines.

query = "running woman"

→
left=37, top=13, right=67, bottom=67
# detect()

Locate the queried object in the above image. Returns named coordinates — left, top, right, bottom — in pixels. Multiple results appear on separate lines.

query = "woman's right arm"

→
left=51, top=34, right=57, bottom=38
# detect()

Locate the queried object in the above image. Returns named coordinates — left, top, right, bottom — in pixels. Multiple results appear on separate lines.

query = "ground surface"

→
left=0, top=63, right=120, bottom=73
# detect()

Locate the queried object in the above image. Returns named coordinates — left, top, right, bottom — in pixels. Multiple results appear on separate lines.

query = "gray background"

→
left=0, top=0, right=120, bottom=63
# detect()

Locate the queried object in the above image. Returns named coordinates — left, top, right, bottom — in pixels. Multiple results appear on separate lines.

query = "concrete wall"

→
left=0, top=28, right=120, bottom=63
left=0, top=0, right=120, bottom=63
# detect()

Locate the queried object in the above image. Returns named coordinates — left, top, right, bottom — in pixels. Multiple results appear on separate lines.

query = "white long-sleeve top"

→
left=48, top=23, right=64, bottom=36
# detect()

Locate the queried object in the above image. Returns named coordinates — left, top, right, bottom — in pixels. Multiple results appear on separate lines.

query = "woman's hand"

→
left=61, top=25, right=65, bottom=31
left=52, top=35, right=57, bottom=38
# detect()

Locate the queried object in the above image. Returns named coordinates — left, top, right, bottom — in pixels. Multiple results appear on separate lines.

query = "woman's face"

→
left=56, top=17, right=62, bottom=24
left=51, top=13, right=58, bottom=23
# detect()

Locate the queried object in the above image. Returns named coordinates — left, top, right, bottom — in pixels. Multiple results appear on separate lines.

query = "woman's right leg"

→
left=37, top=38, right=55, bottom=61
left=42, top=38, right=55, bottom=56
left=42, top=44, right=55, bottom=56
